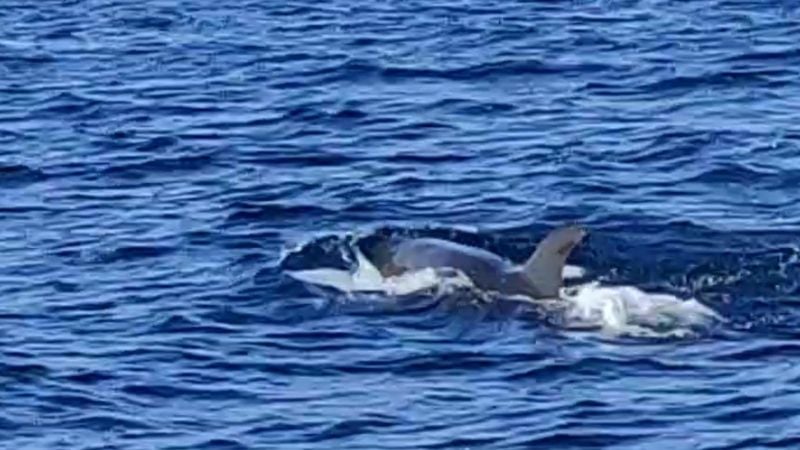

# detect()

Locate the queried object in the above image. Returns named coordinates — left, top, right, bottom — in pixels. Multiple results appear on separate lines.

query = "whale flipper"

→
left=522, top=225, right=587, bottom=298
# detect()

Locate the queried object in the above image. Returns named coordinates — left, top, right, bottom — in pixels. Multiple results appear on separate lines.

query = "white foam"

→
left=562, top=264, right=586, bottom=279
left=559, top=282, right=723, bottom=338
left=285, top=248, right=475, bottom=297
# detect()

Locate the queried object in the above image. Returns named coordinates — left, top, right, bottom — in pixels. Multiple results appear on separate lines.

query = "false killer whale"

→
left=368, top=225, right=586, bottom=300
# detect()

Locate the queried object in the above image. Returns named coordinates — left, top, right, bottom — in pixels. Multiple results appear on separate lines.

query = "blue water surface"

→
left=2, top=0, right=800, bottom=448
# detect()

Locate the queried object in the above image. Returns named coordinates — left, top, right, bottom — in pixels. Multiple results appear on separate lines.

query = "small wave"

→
left=113, top=15, right=176, bottom=31
left=0, top=164, right=47, bottom=187
left=0, top=416, right=18, bottom=431
left=253, top=152, right=360, bottom=167
left=135, top=135, right=180, bottom=152
left=33, top=91, right=101, bottom=116
left=101, top=152, right=216, bottom=179
left=680, top=161, right=777, bottom=185
left=312, top=58, right=613, bottom=85
left=425, top=97, right=516, bottom=116
left=640, top=69, right=792, bottom=92
left=712, top=342, right=800, bottom=362
left=0, top=41, right=56, bottom=65
left=60, top=370, right=114, bottom=385
left=96, top=245, right=177, bottom=264
left=509, top=430, right=651, bottom=449
left=0, top=361, right=50, bottom=382
left=226, top=202, right=338, bottom=225
left=314, top=417, right=396, bottom=442
left=191, top=438, right=248, bottom=450
left=386, top=151, right=472, bottom=164
left=39, top=393, right=112, bottom=409
left=144, top=313, right=235, bottom=335
left=61, top=413, right=153, bottom=431
left=723, top=48, right=800, bottom=63
left=122, top=383, right=248, bottom=401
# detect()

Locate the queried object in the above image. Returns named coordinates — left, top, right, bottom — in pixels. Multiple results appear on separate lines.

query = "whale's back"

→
left=368, top=225, right=585, bottom=299
left=390, top=238, right=509, bottom=290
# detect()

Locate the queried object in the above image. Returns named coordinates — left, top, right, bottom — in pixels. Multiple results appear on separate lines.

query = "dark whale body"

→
left=371, top=225, right=586, bottom=299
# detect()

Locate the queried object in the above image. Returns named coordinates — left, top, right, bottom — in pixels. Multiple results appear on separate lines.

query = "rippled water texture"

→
left=3, top=0, right=800, bottom=448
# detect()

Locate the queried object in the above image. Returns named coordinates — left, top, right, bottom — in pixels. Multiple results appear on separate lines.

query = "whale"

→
left=367, top=225, right=587, bottom=300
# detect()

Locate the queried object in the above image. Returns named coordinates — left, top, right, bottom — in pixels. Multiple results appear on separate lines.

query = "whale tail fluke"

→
left=522, top=225, right=587, bottom=298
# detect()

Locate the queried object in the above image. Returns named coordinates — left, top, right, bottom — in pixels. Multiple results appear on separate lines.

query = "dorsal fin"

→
left=521, top=225, right=586, bottom=298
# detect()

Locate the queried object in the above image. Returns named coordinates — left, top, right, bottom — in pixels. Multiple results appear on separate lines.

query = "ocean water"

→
left=2, top=0, right=800, bottom=448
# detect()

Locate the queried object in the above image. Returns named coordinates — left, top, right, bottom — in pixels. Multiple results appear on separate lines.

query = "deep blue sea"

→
left=3, top=1, right=800, bottom=448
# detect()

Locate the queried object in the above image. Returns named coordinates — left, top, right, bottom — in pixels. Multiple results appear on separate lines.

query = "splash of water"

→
left=284, top=245, right=722, bottom=338
left=559, top=282, right=723, bottom=338
left=285, top=247, right=477, bottom=296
